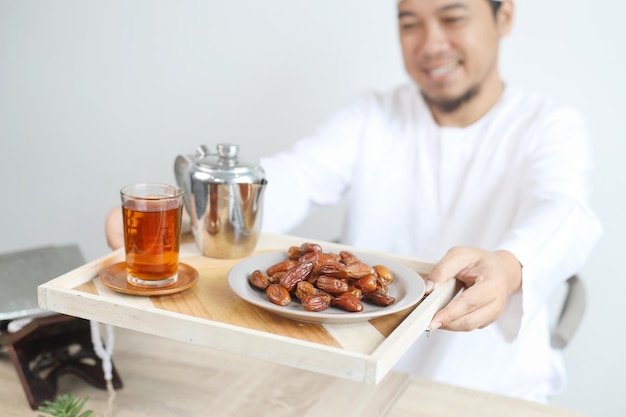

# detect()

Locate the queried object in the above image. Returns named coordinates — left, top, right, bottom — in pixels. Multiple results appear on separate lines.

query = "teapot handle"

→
left=174, top=154, right=193, bottom=215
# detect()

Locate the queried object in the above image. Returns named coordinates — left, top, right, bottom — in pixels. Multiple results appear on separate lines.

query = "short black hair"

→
left=488, top=0, right=502, bottom=15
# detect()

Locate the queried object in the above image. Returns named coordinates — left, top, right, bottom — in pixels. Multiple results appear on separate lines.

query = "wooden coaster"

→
left=99, top=262, right=199, bottom=296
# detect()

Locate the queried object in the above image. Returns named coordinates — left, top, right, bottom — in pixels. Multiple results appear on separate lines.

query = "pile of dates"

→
left=248, top=242, right=396, bottom=313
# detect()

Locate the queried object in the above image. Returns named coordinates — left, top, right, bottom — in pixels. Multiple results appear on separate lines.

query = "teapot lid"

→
left=194, top=143, right=265, bottom=183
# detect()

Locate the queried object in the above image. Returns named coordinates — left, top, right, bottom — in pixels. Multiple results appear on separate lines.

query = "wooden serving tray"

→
left=37, top=233, right=458, bottom=384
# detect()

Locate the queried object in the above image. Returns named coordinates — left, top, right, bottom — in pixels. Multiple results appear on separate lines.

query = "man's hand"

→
left=426, top=247, right=522, bottom=332
left=105, top=206, right=124, bottom=250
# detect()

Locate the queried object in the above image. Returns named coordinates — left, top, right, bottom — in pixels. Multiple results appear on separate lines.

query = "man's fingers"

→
left=431, top=282, right=498, bottom=331
left=428, top=247, right=486, bottom=289
left=436, top=303, right=498, bottom=332
left=425, top=247, right=519, bottom=332
left=105, top=206, right=125, bottom=250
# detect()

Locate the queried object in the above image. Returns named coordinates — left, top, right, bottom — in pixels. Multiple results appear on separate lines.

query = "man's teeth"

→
left=429, top=63, right=457, bottom=76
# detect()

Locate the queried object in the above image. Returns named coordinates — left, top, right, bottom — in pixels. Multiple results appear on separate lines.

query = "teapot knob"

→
left=216, top=143, right=239, bottom=167
left=217, top=143, right=238, bottom=159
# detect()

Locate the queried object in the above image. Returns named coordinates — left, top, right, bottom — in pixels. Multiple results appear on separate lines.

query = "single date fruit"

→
left=266, top=284, right=291, bottom=306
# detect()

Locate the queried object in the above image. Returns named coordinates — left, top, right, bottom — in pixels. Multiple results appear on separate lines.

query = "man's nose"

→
left=419, top=23, right=450, bottom=57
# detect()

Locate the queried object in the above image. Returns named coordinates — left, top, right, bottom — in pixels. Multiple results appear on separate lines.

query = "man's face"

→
left=397, top=0, right=509, bottom=114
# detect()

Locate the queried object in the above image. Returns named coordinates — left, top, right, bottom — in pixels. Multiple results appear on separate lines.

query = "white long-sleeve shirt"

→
left=260, top=83, right=602, bottom=402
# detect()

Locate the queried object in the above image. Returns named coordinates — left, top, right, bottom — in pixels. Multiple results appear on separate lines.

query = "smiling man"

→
left=258, top=0, right=601, bottom=402
left=398, top=0, right=510, bottom=125
left=105, top=0, right=602, bottom=403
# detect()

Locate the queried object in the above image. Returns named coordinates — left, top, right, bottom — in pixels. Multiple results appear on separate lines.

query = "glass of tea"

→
left=120, top=183, right=184, bottom=288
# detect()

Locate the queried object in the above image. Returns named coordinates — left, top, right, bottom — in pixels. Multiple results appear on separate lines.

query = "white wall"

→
left=1, top=1, right=623, bottom=415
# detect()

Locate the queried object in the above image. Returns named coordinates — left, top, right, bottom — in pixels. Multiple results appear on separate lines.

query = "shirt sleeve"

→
left=259, top=94, right=373, bottom=234
left=495, top=105, right=602, bottom=342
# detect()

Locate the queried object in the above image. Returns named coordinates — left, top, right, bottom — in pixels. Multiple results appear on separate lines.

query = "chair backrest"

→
left=551, top=275, right=586, bottom=350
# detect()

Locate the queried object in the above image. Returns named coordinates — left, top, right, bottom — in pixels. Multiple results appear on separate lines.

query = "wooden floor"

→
left=0, top=328, right=587, bottom=417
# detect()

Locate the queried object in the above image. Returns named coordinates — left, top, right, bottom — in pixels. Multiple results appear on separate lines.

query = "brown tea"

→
left=123, top=198, right=182, bottom=285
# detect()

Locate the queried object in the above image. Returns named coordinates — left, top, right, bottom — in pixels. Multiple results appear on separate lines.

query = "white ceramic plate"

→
left=227, top=250, right=426, bottom=324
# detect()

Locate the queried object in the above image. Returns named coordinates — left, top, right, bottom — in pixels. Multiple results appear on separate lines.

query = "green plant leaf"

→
left=37, top=394, right=93, bottom=417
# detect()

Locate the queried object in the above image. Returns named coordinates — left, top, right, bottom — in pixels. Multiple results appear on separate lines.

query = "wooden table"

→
left=37, top=233, right=459, bottom=384
left=0, top=328, right=588, bottom=417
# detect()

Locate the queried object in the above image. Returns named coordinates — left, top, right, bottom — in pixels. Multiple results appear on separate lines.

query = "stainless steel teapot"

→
left=174, top=144, right=267, bottom=259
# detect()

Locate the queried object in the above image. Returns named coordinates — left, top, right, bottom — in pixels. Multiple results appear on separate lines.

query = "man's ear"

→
left=496, top=0, right=515, bottom=37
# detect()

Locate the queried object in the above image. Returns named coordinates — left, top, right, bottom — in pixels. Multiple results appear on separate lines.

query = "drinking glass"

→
left=120, top=183, right=184, bottom=288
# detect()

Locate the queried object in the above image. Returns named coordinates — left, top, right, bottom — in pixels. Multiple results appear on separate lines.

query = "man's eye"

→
left=399, top=20, right=421, bottom=31
left=441, top=15, right=466, bottom=25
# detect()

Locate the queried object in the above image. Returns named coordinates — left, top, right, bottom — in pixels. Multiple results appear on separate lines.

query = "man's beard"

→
left=421, top=84, right=480, bottom=114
